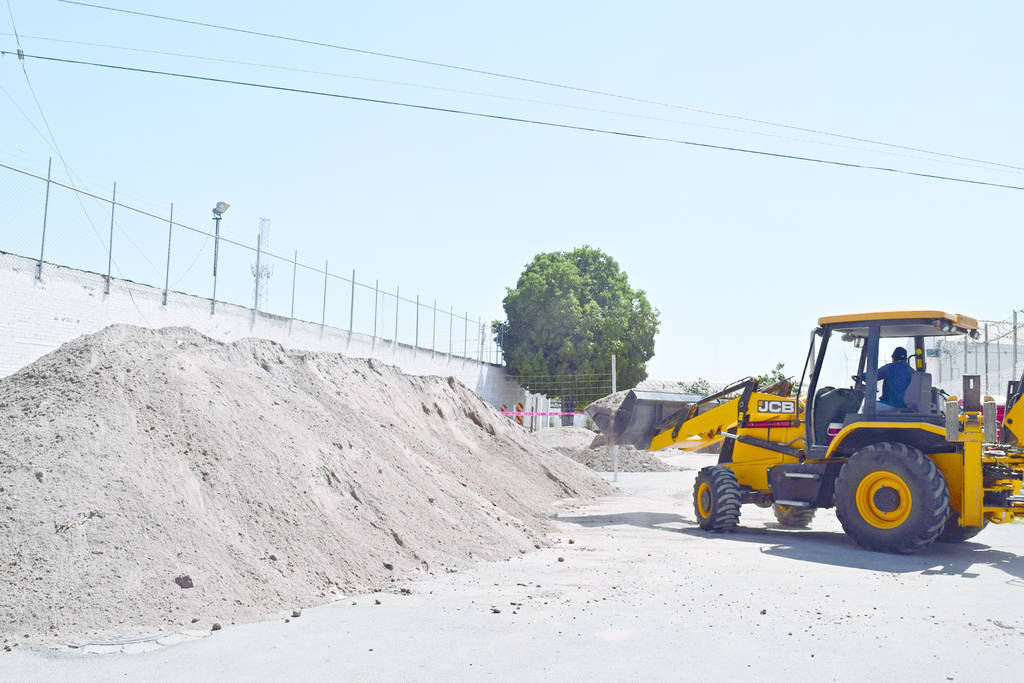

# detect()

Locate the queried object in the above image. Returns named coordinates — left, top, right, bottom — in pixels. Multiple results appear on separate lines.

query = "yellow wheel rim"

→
left=696, top=482, right=712, bottom=518
left=855, top=470, right=912, bottom=529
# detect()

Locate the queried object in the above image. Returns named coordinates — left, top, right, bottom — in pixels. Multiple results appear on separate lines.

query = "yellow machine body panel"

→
left=728, top=443, right=799, bottom=491
left=823, top=421, right=946, bottom=458
left=1004, top=398, right=1024, bottom=443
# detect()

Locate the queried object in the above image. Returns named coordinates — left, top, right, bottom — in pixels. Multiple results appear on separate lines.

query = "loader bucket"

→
left=585, top=390, right=702, bottom=449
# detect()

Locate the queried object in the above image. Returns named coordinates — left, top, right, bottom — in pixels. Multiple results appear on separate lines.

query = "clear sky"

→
left=1, top=1, right=1020, bottom=384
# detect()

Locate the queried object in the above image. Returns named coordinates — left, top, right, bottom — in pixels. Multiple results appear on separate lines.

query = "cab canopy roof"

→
left=817, top=310, right=979, bottom=339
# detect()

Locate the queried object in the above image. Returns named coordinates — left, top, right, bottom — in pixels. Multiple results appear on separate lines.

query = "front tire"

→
left=693, top=466, right=741, bottom=532
left=834, top=442, right=949, bottom=553
left=773, top=503, right=816, bottom=528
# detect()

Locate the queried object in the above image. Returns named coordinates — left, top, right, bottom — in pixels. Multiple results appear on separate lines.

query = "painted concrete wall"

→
left=0, top=251, right=525, bottom=409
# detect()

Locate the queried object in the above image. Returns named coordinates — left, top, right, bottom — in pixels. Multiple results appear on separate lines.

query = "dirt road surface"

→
left=7, top=455, right=1024, bottom=681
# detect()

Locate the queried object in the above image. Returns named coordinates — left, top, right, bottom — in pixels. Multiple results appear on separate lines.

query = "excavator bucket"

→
left=586, top=390, right=702, bottom=449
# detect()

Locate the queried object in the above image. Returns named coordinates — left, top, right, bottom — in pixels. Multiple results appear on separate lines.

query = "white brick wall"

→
left=0, top=251, right=525, bottom=409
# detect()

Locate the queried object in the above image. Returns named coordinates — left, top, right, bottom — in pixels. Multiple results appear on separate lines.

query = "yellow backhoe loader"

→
left=587, top=311, right=1024, bottom=553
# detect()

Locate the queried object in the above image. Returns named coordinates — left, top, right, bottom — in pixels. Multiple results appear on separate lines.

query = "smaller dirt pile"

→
left=533, top=427, right=677, bottom=472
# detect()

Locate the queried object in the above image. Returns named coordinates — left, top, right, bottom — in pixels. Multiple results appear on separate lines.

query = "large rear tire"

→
left=834, top=442, right=949, bottom=553
left=693, top=466, right=741, bottom=532
left=936, top=513, right=987, bottom=543
left=773, top=503, right=815, bottom=528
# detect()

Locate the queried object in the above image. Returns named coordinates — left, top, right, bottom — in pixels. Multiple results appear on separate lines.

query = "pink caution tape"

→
left=500, top=411, right=587, bottom=416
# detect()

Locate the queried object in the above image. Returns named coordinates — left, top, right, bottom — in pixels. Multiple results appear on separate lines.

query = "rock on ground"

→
left=0, top=325, right=610, bottom=646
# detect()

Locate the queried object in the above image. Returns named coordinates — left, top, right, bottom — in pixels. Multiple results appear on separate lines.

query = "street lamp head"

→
left=212, top=201, right=230, bottom=217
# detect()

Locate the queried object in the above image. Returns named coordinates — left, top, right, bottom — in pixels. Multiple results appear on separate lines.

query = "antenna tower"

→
left=252, top=217, right=273, bottom=309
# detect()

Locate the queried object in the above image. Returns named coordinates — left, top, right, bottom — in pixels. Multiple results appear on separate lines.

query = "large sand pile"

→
left=0, top=326, right=610, bottom=646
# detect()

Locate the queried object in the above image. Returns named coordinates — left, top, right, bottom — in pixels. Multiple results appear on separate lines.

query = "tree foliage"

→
left=755, top=361, right=790, bottom=388
left=497, top=246, right=659, bottom=400
left=677, top=378, right=714, bottom=395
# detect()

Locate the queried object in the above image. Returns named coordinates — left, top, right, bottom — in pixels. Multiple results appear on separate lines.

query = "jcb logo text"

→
left=757, top=400, right=796, bottom=414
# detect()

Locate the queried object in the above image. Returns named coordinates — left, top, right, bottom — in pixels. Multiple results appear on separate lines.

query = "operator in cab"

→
left=877, top=346, right=913, bottom=412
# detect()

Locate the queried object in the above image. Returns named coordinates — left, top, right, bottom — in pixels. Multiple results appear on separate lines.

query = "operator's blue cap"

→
left=892, top=347, right=908, bottom=360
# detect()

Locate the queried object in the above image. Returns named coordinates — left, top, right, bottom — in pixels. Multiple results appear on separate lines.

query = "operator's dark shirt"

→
left=878, top=360, right=914, bottom=408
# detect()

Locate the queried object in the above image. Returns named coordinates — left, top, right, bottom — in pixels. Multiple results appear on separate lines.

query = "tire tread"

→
left=694, top=466, right=742, bottom=532
left=834, top=441, right=949, bottom=553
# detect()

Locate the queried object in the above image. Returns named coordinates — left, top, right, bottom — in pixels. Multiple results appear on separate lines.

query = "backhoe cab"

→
left=589, top=310, right=1024, bottom=553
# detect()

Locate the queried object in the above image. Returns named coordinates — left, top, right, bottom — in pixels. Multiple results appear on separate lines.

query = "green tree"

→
left=497, top=246, right=659, bottom=404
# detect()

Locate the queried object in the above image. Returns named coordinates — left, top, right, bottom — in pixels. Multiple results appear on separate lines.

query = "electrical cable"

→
left=57, top=0, right=1024, bottom=173
left=4, top=4, right=148, bottom=318
left=2, top=32, right=1018, bottom=175
left=3, top=4, right=112, bottom=254
left=4, top=50, right=1023, bottom=193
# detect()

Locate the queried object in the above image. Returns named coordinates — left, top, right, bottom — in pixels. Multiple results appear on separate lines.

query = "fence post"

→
left=104, top=181, right=116, bottom=294
left=372, top=279, right=379, bottom=352
left=997, top=322, right=1002, bottom=384
left=964, top=334, right=969, bottom=376
left=393, top=286, right=400, bottom=351
left=211, top=213, right=222, bottom=314
left=253, top=232, right=263, bottom=312
left=432, top=300, right=437, bottom=359
left=611, top=353, right=618, bottom=482
left=289, top=250, right=297, bottom=319
left=348, top=269, right=355, bottom=336
left=414, top=294, right=420, bottom=359
left=984, top=323, right=990, bottom=394
left=321, top=260, right=328, bottom=328
left=448, top=306, right=453, bottom=360
left=36, top=157, right=52, bottom=280
left=1014, top=310, right=1019, bottom=381
left=162, top=203, right=173, bottom=305
left=463, top=312, right=468, bottom=360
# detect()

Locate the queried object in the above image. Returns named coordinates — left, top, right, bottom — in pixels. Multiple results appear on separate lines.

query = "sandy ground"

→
left=7, top=453, right=1024, bottom=681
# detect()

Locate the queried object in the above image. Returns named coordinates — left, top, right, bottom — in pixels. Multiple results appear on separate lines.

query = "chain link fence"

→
left=929, top=314, right=1023, bottom=399
left=503, top=372, right=615, bottom=431
left=0, top=159, right=506, bottom=364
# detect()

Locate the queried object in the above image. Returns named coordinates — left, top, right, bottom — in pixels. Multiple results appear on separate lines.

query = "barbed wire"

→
left=0, top=160, right=506, bottom=345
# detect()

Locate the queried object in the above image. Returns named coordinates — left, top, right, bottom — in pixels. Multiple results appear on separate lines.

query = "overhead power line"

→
left=4, top=32, right=1019, bottom=176
left=57, top=0, right=1024, bottom=173
left=4, top=50, right=1023, bottom=193
left=3, top=2, right=112, bottom=254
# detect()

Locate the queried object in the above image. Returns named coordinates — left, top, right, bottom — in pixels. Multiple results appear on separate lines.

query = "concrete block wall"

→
left=0, top=251, right=525, bottom=409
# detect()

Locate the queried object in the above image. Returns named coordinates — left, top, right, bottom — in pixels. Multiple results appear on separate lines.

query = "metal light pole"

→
left=210, top=201, right=229, bottom=314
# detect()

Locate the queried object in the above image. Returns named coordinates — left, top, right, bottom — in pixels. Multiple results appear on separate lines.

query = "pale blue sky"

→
left=1, top=1, right=1020, bottom=383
